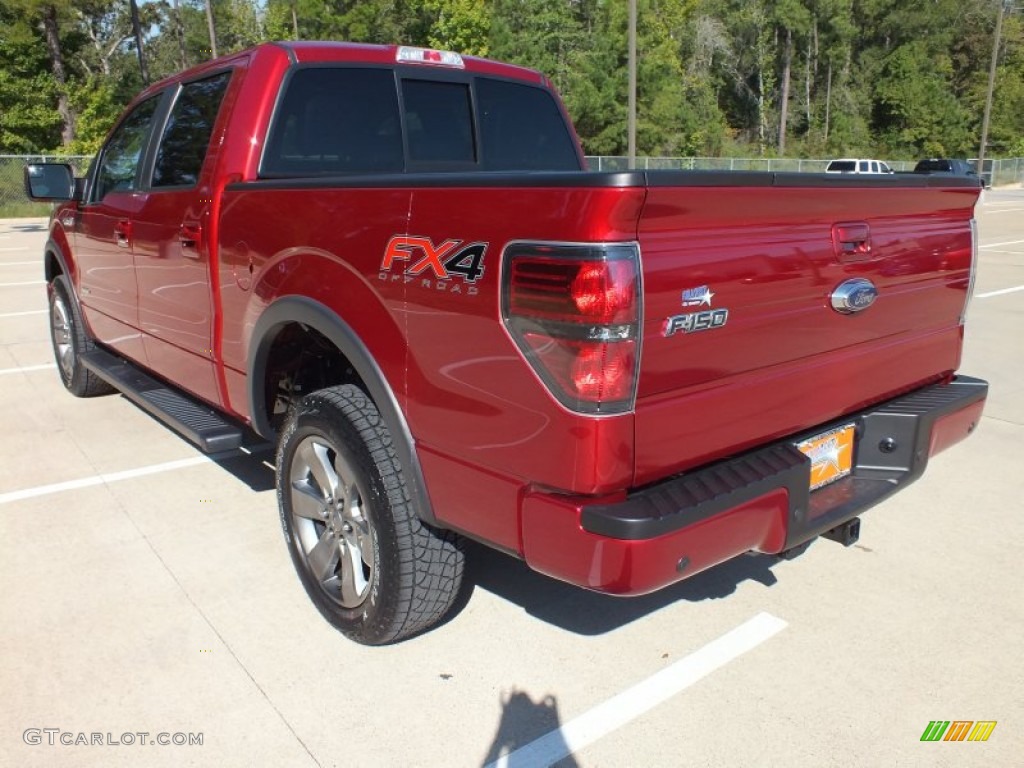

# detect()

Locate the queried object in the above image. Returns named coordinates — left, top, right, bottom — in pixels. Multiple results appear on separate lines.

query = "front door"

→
left=76, top=95, right=162, bottom=363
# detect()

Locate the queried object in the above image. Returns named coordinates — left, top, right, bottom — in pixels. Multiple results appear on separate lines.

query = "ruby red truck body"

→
left=33, top=43, right=986, bottom=602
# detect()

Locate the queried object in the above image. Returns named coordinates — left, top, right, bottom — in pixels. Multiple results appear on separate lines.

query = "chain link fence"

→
left=585, top=156, right=1024, bottom=187
left=0, top=155, right=92, bottom=218
left=2, top=154, right=1021, bottom=218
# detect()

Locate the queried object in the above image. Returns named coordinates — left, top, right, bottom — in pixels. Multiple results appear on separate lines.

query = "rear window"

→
left=402, top=79, right=476, bottom=165
left=153, top=72, right=232, bottom=188
left=827, top=160, right=856, bottom=172
left=261, top=67, right=580, bottom=176
left=915, top=159, right=952, bottom=173
left=476, top=78, right=579, bottom=171
left=263, top=68, right=404, bottom=176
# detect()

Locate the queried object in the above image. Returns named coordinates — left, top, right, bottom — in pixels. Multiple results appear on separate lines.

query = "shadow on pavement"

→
left=480, top=689, right=578, bottom=768
left=212, top=448, right=277, bottom=493
left=194, top=430, right=800, bottom=637
left=464, top=538, right=802, bottom=636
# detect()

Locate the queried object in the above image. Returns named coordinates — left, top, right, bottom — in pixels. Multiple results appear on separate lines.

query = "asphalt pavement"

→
left=1, top=191, right=1021, bottom=767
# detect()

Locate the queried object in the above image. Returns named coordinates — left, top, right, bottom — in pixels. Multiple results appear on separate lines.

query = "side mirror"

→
left=24, top=163, right=77, bottom=202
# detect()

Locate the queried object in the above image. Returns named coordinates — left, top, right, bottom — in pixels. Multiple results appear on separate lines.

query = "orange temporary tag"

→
left=796, top=424, right=855, bottom=491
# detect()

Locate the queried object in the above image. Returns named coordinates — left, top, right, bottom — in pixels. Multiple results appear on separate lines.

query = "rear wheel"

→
left=276, top=384, right=464, bottom=645
left=48, top=274, right=114, bottom=397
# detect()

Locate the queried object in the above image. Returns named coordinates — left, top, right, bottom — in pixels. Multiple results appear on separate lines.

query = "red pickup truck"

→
left=26, top=42, right=987, bottom=644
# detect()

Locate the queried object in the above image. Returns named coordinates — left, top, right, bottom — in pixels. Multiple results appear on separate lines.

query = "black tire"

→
left=276, top=384, right=464, bottom=645
left=48, top=274, right=114, bottom=397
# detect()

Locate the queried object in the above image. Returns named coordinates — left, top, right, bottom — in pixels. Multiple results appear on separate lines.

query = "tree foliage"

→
left=0, top=0, right=1020, bottom=159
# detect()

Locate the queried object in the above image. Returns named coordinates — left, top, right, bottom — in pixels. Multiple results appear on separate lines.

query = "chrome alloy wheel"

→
left=288, top=436, right=376, bottom=609
left=51, top=293, right=74, bottom=381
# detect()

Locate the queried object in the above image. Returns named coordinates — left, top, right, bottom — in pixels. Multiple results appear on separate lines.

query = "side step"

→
left=80, top=348, right=244, bottom=453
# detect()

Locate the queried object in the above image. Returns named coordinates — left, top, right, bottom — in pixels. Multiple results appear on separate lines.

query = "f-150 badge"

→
left=665, top=285, right=729, bottom=336
left=380, top=235, right=486, bottom=295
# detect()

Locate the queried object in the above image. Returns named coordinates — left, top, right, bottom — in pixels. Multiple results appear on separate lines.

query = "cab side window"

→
left=152, top=72, right=232, bottom=188
left=93, top=97, right=160, bottom=202
left=262, top=67, right=403, bottom=176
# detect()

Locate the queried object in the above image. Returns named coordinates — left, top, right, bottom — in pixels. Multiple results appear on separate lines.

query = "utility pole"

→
left=205, top=0, right=219, bottom=59
left=627, top=0, right=637, bottom=169
left=979, top=0, right=1009, bottom=175
left=129, top=0, right=150, bottom=84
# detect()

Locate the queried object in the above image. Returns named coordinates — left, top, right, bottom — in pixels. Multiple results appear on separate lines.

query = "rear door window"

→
left=152, top=72, right=232, bottom=188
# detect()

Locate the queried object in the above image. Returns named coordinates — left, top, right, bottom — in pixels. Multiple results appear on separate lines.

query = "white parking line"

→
left=0, top=310, right=46, bottom=318
left=984, top=208, right=1024, bottom=215
left=977, top=285, right=1024, bottom=299
left=485, top=612, right=788, bottom=768
left=0, top=280, right=44, bottom=287
left=980, top=238, right=1024, bottom=249
left=0, top=363, right=55, bottom=375
left=0, top=447, right=265, bottom=506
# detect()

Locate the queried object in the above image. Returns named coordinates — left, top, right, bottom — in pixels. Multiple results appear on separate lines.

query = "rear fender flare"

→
left=247, top=296, right=437, bottom=526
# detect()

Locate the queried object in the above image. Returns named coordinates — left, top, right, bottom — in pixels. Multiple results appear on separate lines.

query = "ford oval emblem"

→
left=830, top=278, right=878, bottom=314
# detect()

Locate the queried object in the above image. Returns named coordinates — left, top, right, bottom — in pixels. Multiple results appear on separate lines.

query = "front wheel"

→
left=48, top=274, right=114, bottom=397
left=276, top=384, right=464, bottom=645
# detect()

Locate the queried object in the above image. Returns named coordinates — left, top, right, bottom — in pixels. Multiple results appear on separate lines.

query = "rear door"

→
left=132, top=71, right=233, bottom=407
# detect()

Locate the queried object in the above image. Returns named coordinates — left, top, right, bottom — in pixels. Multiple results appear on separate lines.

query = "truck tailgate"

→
left=634, top=176, right=980, bottom=486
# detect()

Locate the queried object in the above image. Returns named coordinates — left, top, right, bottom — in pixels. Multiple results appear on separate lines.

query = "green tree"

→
left=422, top=0, right=489, bottom=56
left=0, top=4, right=61, bottom=151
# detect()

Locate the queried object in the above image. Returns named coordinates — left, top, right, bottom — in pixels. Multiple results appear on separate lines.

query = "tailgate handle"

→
left=832, top=222, right=872, bottom=262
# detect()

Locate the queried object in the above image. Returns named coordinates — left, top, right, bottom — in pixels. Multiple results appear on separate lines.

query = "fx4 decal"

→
left=380, top=236, right=487, bottom=294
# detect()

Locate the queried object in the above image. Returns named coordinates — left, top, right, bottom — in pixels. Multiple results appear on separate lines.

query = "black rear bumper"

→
left=582, top=376, right=988, bottom=547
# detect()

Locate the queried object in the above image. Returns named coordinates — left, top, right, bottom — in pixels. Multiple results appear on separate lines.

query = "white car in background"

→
left=825, top=158, right=894, bottom=174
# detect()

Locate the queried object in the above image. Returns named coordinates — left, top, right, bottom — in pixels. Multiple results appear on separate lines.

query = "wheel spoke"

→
left=339, top=540, right=369, bottom=605
left=307, top=528, right=340, bottom=584
left=51, top=298, right=73, bottom=376
left=308, top=440, right=340, bottom=498
left=290, top=479, right=325, bottom=521
left=345, top=518, right=371, bottom=560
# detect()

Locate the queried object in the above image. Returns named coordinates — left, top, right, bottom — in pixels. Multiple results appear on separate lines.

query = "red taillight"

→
left=572, top=262, right=635, bottom=322
left=504, top=244, right=640, bottom=414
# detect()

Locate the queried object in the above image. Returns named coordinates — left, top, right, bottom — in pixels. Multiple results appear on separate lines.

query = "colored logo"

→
left=920, top=720, right=997, bottom=742
left=681, top=285, right=715, bottom=307
left=381, top=235, right=487, bottom=282
left=830, top=278, right=878, bottom=314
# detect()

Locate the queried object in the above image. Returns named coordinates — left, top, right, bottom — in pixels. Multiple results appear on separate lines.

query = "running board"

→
left=80, top=348, right=244, bottom=453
